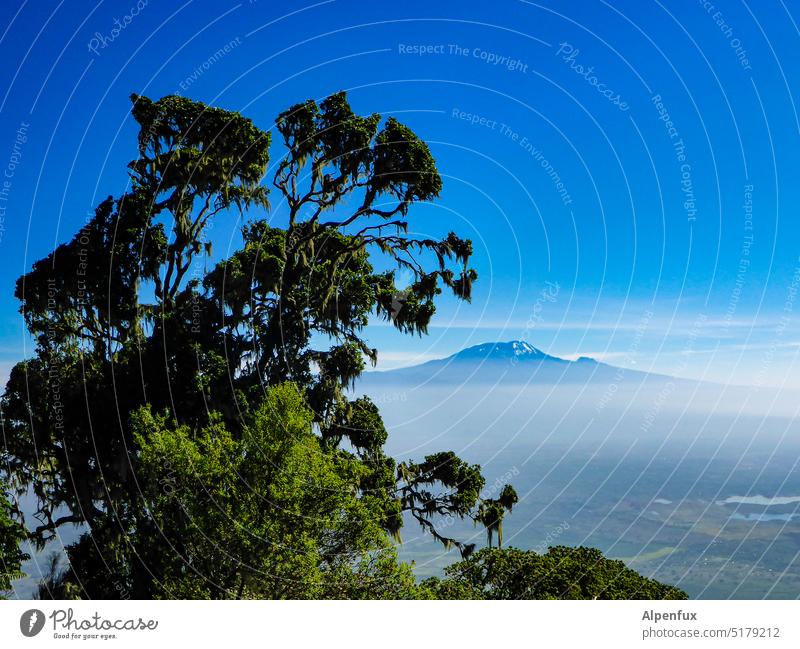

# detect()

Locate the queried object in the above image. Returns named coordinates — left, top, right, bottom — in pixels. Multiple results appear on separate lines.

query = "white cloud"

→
left=373, top=350, right=440, bottom=370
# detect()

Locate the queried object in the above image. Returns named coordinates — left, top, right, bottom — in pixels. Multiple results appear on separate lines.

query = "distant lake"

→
left=730, top=512, right=798, bottom=523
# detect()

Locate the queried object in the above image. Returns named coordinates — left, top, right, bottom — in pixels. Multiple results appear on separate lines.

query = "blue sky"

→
left=1, top=0, right=800, bottom=387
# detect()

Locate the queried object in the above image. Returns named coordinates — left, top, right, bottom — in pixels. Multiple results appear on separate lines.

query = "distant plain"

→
left=361, top=343, right=800, bottom=599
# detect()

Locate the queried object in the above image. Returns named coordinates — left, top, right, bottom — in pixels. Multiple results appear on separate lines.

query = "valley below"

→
left=359, top=342, right=800, bottom=599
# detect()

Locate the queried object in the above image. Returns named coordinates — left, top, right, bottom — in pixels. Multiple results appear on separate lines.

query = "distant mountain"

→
left=362, top=340, right=665, bottom=386
left=449, top=340, right=553, bottom=361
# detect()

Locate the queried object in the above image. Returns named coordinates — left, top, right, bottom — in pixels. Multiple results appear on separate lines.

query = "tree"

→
left=2, top=91, right=514, bottom=597
left=41, top=384, right=424, bottom=599
left=2, top=90, right=683, bottom=601
left=1, top=95, right=270, bottom=540
left=422, top=546, right=688, bottom=600
left=0, top=487, right=28, bottom=596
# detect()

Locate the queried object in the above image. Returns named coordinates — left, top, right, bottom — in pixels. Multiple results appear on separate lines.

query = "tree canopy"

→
left=1, top=90, right=682, bottom=600
left=1, top=91, right=514, bottom=598
left=0, top=487, right=28, bottom=596
left=423, top=546, right=688, bottom=600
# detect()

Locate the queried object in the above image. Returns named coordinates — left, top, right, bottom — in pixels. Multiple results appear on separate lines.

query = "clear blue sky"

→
left=1, top=0, right=799, bottom=387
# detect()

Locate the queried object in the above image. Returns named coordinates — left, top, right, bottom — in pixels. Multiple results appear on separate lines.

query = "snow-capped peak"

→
left=452, top=341, right=546, bottom=361
left=511, top=341, right=537, bottom=356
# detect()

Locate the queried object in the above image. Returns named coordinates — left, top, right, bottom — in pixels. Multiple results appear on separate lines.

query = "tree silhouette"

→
left=1, top=91, right=682, bottom=600
left=1, top=91, right=513, bottom=597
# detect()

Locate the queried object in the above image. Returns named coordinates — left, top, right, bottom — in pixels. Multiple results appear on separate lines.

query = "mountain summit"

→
left=450, top=340, right=551, bottom=361
left=362, top=340, right=636, bottom=386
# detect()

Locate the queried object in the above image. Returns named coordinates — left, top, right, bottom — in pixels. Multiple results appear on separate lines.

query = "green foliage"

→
left=134, top=383, right=392, bottom=598
left=423, top=546, right=689, bottom=600
left=129, top=93, right=270, bottom=219
left=0, top=487, right=28, bottom=596
left=396, top=452, right=512, bottom=557
left=0, top=89, right=680, bottom=600
left=324, top=396, right=387, bottom=452
left=42, top=384, right=423, bottom=599
left=475, top=485, right=519, bottom=547
left=2, top=94, right=272, bottom=542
